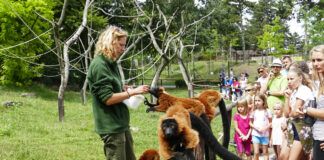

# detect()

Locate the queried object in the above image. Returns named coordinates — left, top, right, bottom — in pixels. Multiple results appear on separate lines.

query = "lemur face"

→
left=161, top=118, right=178, bottom=138
left=149, top=87, right=164, bottom=98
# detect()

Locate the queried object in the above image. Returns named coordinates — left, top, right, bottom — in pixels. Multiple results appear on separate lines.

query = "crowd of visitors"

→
left=219, top=68, right=249, bottom=101
left=230, top=45, right=324, bottom=160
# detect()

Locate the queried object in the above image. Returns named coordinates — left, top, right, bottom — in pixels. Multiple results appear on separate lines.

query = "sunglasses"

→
left=258, top=70, right=264, bottom=73
left=246, top=89, right=251, bottom=92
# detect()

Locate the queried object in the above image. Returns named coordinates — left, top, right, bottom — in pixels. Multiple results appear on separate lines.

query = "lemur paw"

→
left=143, top=97, right=151, bottom=106
left=146, top=107, right=156, bottom=113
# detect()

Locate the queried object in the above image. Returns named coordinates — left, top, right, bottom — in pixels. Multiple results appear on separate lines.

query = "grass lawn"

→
left=0, top=84, right=237, bottom=159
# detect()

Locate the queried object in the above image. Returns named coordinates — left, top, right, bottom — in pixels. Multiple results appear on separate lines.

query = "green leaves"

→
left=0, top=0, right=54, bottom=86
left=257, top=17, right=285, bottom=57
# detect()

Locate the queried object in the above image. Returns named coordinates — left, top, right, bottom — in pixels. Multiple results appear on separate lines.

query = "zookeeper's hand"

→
left=129, top=85, right=149, bottom=96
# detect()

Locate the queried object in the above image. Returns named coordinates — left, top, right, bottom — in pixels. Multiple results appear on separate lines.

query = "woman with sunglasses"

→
left=257, top=65, right=268, bottom=90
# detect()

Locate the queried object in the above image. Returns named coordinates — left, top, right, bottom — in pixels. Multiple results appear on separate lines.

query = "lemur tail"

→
left=189, top=112, right=241, bottom=160
left=218, top=98, right=230, bottom=149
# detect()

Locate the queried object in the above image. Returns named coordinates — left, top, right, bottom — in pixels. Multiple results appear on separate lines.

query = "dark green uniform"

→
left=88, top=53, right=135, bottom=160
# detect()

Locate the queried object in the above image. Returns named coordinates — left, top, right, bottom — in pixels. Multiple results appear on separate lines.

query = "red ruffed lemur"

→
left=139, top=105, right=240, bottom=160
left=144, top=87, right=230, bottom=148
left=158, top=106, right=198, bottom=160
left=138, top=148, right=191, bottom=160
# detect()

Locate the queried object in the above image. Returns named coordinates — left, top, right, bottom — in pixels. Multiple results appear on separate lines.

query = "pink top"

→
left=232, top=81, right=240, bottom=92
left=234, top=113, right=252, bottom=143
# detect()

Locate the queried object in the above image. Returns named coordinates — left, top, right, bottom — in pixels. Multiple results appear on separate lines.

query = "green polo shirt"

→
left=87, top=53, right=129, bottom=134
left=267, top=74, right=288, bottom=112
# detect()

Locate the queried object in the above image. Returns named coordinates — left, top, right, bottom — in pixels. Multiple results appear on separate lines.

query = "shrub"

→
left=175, top=79, right=186, bottom=88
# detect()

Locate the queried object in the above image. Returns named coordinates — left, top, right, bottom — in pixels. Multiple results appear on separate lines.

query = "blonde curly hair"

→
left=94, top=26, right=127, bottom=61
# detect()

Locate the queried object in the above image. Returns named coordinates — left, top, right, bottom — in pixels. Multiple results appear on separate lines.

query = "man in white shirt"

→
left=281, top=55, right=292, bottom=76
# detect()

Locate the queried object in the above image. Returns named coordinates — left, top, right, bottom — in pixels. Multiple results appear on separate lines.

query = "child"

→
left=270, top=101, right=286, bottom=160
left=231, top=77, right=241, bottom=101
left=244, top=84, right=256, bottom=112
left=234, top=99, right=252, bottom=160
left=250, top=93, right=272, bottom=160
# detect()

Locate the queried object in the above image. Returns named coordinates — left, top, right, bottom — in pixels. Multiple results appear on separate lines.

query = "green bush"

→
left=175, top=79, right=186, bottom=88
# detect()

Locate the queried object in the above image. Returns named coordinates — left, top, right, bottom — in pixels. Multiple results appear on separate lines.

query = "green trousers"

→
left=100, top=130, right=136, bottom=160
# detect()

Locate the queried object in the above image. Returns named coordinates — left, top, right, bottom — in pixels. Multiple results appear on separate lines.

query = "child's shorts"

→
left=252, top=135, right=269, bottom=145
left=237, top=141, right=252, bottom=154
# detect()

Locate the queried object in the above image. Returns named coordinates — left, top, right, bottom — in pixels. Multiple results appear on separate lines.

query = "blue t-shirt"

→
left=224, top=78, right=233, bottom=86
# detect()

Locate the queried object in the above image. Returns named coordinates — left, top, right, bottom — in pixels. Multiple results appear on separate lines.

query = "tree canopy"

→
left=0, top=0, right=323, bottom=87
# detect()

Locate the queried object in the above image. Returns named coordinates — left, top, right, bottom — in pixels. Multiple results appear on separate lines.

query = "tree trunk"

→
left=235, top=51, right=238, bottom=64
left=81, top=42, right=93, bottom=104
left=57, top=0, right=92, bottom=121
left=266, top=49, right=269, bottom=65
left=58, top=45, right=70, bottom=122
left=178, top=58, right=193, bottom=98
left=150, top=58, right=169, bottom=102
left=260, top=51, right=263, bottom=64
left=304, top=21, right=308, bottom=56
left=53, top=21, right=65, bottom=122
left=229, top=43, right=232, bottom=61
left=151, top=58, right=169, bottom=87
left=52, top=0, right=67, bottom=122
left=240, top=20, right=246, bottom=64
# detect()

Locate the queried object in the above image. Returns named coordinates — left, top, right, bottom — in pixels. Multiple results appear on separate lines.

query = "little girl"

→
left=270, top=101, right=286, bottom=160
left=245, top=84, right=256, bottom=112
left=234, top=99, right=252, bottom=160
left=250, top=93, right=272, bottom=160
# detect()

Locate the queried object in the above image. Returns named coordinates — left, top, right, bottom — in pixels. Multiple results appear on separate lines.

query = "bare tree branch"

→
left=184, top=8, right=215, bottom=30
left=58, top=0, right=68, bottom=26
left=117, top=33, right=146, bottom=83
left=34, top=10, right=55, bottom=26
left=95, top=6, right=144, bottom=18
left=156, top=4, right=179, bottom=52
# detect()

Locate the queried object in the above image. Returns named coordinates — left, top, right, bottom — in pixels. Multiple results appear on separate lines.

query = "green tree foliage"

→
left=0, top=0, right=55, bottom=86
left=257, top=17, right=285, bottom=57
left=307, top=4, right=324, bottom=49
left=36, top=0, right=108, bottom=87
left=196, top=0, right=240, bottom=56
left=246, top=0, right=293, bottom=51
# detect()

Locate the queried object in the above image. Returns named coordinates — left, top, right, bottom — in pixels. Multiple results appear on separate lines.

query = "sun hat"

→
left=270, top=59, right=282, bottom=67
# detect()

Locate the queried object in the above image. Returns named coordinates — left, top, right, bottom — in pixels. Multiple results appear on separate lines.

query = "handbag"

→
left=303, top=99, right=317, bottom=126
